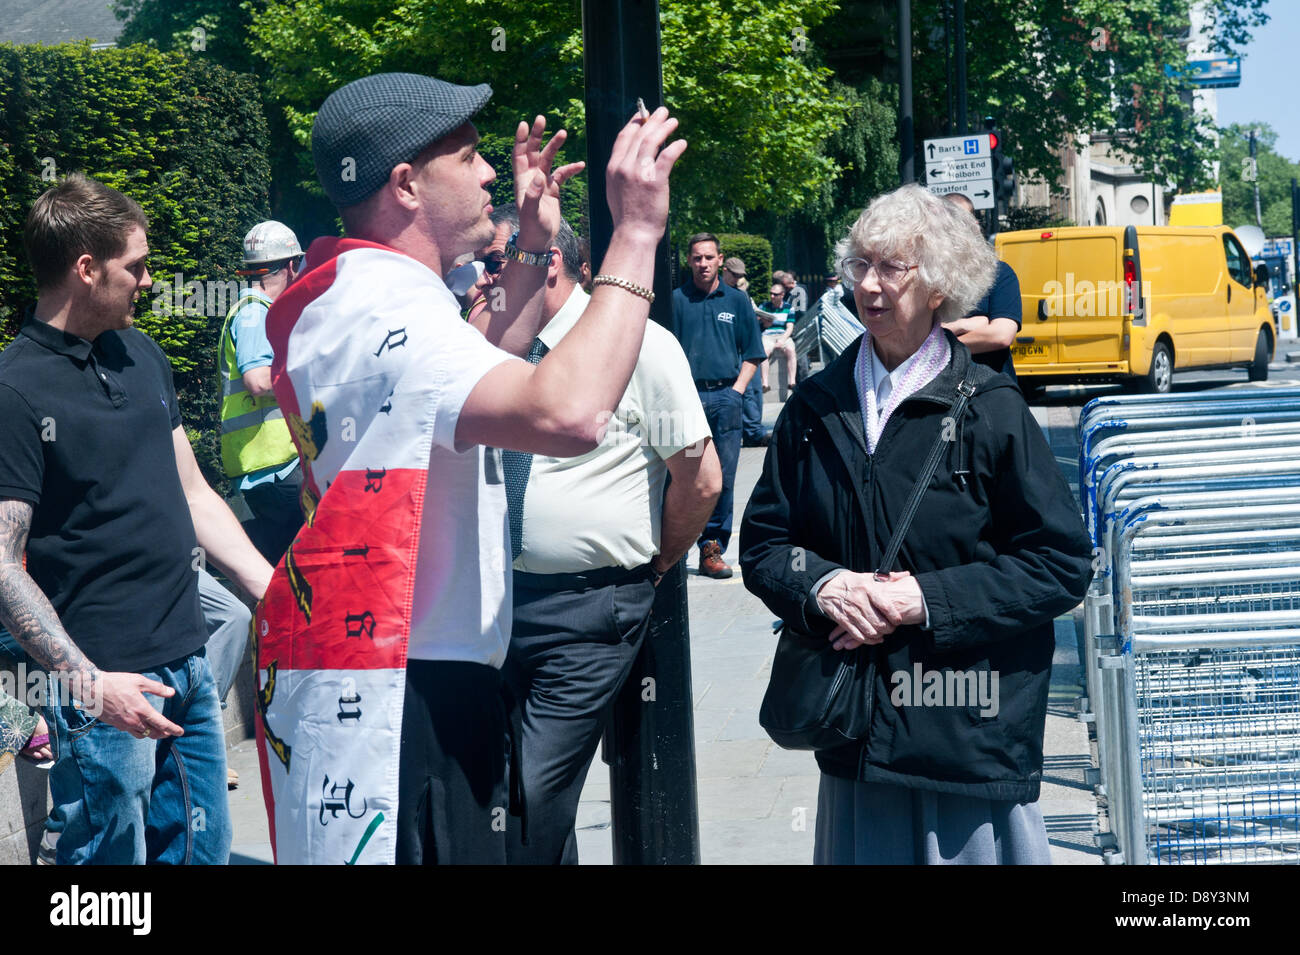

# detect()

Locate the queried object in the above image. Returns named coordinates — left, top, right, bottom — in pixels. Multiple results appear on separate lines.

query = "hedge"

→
left=717, top=234, right=773, bottom=293
left=0, top=43, right=272, bottom=491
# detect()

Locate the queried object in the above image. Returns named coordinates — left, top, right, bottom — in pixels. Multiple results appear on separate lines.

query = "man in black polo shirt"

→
left=941, top=193, right=1021, bottom=380
left=0, top=174, right=273, bottom=864
left=672, top=232, right=764, bottom=579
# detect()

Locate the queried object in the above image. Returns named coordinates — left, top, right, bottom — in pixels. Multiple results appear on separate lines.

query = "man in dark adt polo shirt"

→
left=672, top=232, right=765, bottom=579
left=941, top=192, right=1021, bottom=380
left=0, top=174, right=273, bottom=864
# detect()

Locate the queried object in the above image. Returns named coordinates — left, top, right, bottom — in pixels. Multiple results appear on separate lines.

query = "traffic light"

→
left=986, top=118, right=1016, bottom=206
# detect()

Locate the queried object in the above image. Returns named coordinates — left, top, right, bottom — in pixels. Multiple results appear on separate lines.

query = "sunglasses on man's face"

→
left=482, top=252, right=507, bottom=276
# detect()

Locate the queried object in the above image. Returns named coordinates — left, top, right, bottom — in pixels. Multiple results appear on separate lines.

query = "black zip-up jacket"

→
left=740, top=331, right=1093, bottom=802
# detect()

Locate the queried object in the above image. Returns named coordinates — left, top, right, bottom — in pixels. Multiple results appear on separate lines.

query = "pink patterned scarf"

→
left=855, top=321, right=952, bottom=454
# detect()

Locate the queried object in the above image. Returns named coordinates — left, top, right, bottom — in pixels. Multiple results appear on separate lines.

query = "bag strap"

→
left=873, top=371, right=977, bottom=580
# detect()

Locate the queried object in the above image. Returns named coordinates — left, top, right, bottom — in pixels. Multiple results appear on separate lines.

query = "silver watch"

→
left=504, top=231, right=554, bottom=268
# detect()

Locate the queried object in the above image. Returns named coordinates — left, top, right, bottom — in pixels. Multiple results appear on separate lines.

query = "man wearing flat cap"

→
left=252, top=72, right=687, bottom=865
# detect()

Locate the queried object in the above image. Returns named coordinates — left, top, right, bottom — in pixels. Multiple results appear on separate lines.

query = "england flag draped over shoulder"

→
left=254, top=236, right=446, bottom=864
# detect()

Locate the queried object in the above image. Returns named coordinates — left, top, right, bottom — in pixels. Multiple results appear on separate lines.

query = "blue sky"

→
left=1216, top=0, right=1299, bottom=162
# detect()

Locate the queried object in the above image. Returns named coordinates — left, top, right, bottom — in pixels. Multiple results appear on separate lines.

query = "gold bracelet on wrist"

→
left=592, top=273, right=655, bottom=303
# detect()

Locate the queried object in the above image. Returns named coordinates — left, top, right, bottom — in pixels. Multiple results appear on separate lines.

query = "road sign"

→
left=1164, top=57, right=1241, bottom=88
left=1264, top=237, right=1294, bottom=258
left=925, top=156, right=993, bottom=183
left=923, top=133, right=991, bottom=163
left=923, top=135, right=995, bottom=209
left=926, top=178, right=995, bottom=210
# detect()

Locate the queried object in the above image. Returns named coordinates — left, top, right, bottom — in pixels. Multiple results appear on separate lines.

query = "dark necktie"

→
left=504, top=337, right=549, bottom=560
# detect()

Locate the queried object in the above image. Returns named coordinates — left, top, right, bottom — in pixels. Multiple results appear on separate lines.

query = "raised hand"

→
left=513, top=116, right=586, bottom=251
left=604, top=106, right=688, bottom=244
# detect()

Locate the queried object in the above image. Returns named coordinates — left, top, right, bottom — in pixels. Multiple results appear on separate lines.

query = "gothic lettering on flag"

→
left=252, top=238, right=446, bottom=865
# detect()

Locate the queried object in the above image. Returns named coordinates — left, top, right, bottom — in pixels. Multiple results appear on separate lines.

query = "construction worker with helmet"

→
left=218, top=220, right=305, bottom=564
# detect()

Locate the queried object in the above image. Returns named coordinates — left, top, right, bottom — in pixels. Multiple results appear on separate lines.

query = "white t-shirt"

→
left=515, top=286, right=712, bottom=573
left=284, top=244, right=520, bottom=667
left=403, top=278, right=516, bottom=666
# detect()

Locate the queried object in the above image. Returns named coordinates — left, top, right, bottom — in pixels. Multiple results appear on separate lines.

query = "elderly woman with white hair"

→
left=739, top=185, right=1093, bottom=864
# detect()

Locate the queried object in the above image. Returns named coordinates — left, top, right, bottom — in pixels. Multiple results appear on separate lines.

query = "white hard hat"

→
left=242, top=220, right=303, bottom=266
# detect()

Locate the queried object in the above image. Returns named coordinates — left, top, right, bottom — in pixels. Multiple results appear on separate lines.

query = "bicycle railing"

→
left=1079, top=390, right=1300, bottom=864
left=1078, top=391, right=1300, bottom=496
left=791, top=293, right=865, bottom=367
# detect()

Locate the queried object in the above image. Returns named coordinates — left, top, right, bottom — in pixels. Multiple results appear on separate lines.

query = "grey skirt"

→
left=814, top=773, right=1051, bottom=865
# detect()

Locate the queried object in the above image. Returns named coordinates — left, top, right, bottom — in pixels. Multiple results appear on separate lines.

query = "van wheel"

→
left=1248, top=330, right=1270, bottom=382
left=1140, top=342, right=1173, bottom=394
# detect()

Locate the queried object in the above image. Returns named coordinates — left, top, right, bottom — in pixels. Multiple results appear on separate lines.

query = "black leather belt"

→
left=513, top=563, right=654, bottom=592
left=694, top=378, right=734, bottom=390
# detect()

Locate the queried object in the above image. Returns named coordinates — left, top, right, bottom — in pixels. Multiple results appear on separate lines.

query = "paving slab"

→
left=696, top=775, right=785, bottom=822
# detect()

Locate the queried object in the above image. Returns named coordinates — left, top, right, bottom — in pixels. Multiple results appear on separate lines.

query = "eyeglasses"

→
left=482, top=252, right=507, bottom=275
left=840, top=256, right=916, bottom=285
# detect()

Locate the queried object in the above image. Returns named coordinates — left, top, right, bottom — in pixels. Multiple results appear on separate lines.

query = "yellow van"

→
left=995, top=225, right=1275, bottom=393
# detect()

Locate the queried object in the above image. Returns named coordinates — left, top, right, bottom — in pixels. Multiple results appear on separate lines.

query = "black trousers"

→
left=396, top=660, right=509, bottom=865
left=242, top=471, right=304, bottom=565
left=501, top=566, right=657, bottom=864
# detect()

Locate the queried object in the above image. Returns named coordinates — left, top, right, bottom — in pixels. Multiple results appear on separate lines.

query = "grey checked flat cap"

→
left=311, top=72, right=492, bottom=208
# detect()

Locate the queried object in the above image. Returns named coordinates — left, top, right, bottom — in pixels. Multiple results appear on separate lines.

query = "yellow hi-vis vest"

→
left=218, top=291, right=297, bottom=479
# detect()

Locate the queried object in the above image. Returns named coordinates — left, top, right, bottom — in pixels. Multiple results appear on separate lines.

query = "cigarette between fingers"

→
left=636, top=97, right=649, bottom=120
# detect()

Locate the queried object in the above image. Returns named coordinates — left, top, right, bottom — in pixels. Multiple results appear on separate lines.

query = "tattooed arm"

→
left=0, top=499, right=182, bottom=738
left=0, top=500, right=94, bottom=684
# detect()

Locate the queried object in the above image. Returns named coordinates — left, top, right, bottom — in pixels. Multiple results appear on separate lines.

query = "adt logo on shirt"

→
left=717, top=311, right=735, bottom=324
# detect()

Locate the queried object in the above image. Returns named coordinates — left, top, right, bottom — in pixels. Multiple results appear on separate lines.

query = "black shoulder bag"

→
left=758, top=371, right=977, bottom=751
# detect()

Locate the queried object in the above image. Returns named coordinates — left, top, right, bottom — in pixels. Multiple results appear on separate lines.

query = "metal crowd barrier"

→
left=1079, top=389, right=1300, bottom=864
left=791, top=292, right=864, bottom=367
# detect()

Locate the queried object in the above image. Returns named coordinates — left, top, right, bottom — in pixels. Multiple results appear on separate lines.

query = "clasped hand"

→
left=815, top=571, right=926, bottom=651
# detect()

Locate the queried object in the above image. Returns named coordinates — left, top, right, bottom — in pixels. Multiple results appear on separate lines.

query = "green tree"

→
left=875, top=0, right=1271, bottom=196
left=1219, top=123, right=1300, bottom=237
left=802, top=77, right=899, bottom=257
left=243, top=0, right=851, bottom=242
left=738, top=75, right=898, bottom=280
left=112, top=0, right=264, bottom=75
left=110, top=0, right=334, bottom=238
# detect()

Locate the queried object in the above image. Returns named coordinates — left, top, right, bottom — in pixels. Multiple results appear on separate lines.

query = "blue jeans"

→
left=698, top=385, right=744, bottom=550
left=742, top=369, right=767, bottom=444
left=47, top=649, right=232, bottom=864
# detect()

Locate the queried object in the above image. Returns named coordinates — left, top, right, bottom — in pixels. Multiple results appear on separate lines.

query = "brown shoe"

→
left=698, top=540, right=733, bottom=579
left=228, top=767, right=240, bottom=790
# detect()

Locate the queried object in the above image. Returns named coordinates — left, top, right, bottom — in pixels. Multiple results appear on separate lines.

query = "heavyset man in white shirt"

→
left=471, top=208, right=721, bottom=864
